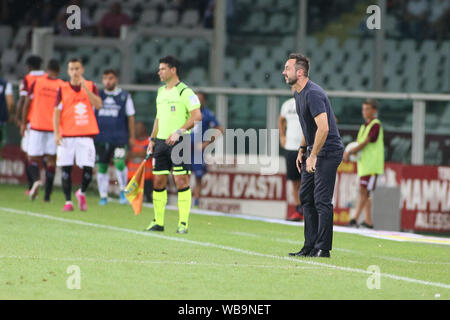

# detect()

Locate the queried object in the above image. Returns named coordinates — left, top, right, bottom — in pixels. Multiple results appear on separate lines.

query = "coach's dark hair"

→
left=26, top=55, right=43, bottom=70
left=47, top=59, right=60, bottom=73
left=159, top=55, right=181, bottom=76
left=288, top=53, right=310, bottom=77
left=363, top=99, right=377, bottom=109
left=103, top=68, right=118, bottom=77
left=68, top=57, right=83, bottom=65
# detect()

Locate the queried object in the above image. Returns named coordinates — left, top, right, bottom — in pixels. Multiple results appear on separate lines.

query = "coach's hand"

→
left=296, top=149, right=304, bottom=173
left=306, top=154, right=317, bottom=174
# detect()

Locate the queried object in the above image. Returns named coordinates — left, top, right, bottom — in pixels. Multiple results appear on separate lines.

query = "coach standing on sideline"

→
left=283, top=53, right=344, bottom=258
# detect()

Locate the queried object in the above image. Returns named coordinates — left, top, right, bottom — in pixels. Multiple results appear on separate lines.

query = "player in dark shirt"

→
left=283, top=53, right=344, bottom=258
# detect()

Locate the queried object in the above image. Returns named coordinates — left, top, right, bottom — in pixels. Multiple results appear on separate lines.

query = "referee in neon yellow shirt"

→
left=146, top=56, right=202, bottom=234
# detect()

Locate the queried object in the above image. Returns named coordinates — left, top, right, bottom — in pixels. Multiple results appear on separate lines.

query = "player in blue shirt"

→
left=95, top=69, right=135, bottom=205
left=190, top=92, right=223, bottom=207
left=283, top=53, right=344, bottom=258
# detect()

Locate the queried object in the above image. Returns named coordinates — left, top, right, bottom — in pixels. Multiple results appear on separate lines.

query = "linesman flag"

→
left=124, top=152, right=152, bottom=215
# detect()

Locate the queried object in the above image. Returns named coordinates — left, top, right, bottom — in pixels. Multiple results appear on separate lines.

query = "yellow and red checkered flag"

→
left=124, top=153, right=151, bottom=215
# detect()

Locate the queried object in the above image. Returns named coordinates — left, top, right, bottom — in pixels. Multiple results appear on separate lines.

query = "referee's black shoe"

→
left=145, top=220, right=164, bottom=232
left=289, top=246, right=312, bottom=257
left=308, top=249, right=330, bottom=258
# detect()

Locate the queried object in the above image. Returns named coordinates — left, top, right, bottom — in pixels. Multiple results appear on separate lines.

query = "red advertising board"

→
left=0, top=145, right=82, bottom=185
left=332, top=161, right=358, bottom=226
left=1, top=144, right=448, bottom=233
left=198, top=171, right=286, bottom=201
left=393, top=164, right=449, bottom=232
left=333, top=161, right=450, bottom=233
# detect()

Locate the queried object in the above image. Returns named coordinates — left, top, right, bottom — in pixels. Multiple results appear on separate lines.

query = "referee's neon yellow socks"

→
left=177, top=187, right=192, bottom=228
left=153, top=188, right=167, bottom=226
left=152, top=187, right=191, bottom=229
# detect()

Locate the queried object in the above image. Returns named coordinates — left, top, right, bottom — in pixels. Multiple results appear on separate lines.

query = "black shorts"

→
left=153, top=137, right=191, bottom=176
left=95, top=142, right=127, bottom=164
left=286, top=150, right=302, bottom=181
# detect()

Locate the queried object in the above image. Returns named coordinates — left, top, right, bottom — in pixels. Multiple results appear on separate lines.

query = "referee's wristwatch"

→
left=299, top=146, right=307, bottom=152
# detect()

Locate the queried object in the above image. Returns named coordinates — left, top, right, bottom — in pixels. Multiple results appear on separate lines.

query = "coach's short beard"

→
left=287, top=77, right=298, bottom=86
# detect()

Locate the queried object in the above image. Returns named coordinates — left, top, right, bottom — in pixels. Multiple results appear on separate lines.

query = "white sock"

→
left=116, top=167, right=128, bottom=191
left=97, top=172, right=109, bottom=198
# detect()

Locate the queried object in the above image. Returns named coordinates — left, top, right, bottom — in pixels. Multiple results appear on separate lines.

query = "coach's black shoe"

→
left=309, top=249, right=330, bottom=258
left=145, top=220, right=164, bottom=232
left=289, top=246, right=312, bottom=257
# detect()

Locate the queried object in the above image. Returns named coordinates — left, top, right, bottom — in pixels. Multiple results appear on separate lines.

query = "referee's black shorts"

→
left=285, top=150, right=302, bottom=181
left=153, top=136, right=191, bottom=176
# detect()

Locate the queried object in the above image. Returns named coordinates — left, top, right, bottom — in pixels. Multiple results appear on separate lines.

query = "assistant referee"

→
left=146, top=56, right=202, bottom=234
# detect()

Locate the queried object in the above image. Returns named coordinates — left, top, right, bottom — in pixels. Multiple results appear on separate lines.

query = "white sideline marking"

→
left=138, top=201, right=450, bottom=246
left=1, top=207, right=449, bottom=290
left=228, top=231, right=450, bottom=265
left=0, top=255, right=320, bottom=271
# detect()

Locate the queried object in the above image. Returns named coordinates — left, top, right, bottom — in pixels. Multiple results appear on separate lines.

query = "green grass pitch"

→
left=0, top=184, right=449, bottom=299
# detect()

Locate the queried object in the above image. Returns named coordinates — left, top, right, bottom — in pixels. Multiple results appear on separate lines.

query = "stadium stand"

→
left=0, top=0, right=448, bottom=164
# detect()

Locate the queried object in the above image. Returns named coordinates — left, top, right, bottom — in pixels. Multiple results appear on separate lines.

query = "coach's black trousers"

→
left=300, top=148, right=343, bottom=251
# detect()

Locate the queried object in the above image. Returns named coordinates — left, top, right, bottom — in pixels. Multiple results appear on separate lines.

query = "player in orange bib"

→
left=21, top=59, right=64, bottom=202
left=15, top=55, right=46, bottom=195
left=53, top=58, right=102, bottom=212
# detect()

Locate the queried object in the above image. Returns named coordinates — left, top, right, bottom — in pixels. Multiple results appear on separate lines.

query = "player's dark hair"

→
left=68, top=57, right=83, bottom=65
left=363, top=99, right=377, bottom=109
left=196, top=91, right=206, bottom=99
left=288, top=53, right=310, bottom=77
left=159, top=55, right=181, bottom=76
left=26, top=55, right=42, bottom=70
left=47, top=59, right=60, bottom=73
left=103, top=69, right=118, bottom=77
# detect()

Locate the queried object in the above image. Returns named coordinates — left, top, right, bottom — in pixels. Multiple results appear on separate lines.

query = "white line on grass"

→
left=1, top=207, right=449, bottom=290
left=0, top=255, right=321, bottom=271
left=137, top=201, right=450, bottom=246
left=228, top=231, right=450, bottom=265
